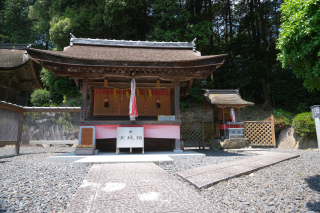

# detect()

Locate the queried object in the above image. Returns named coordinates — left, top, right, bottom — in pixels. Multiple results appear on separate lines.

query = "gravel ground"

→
left=160, top=149, right=320, bottom=213
left=1, top=147, right=319, bottom=213
left=0, top=146, right=90, bottom=213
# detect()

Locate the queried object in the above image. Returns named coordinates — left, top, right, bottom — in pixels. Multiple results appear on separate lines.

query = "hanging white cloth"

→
left=129, top=78, right=138, bottom=120
left=231, top=107, right=236, bottom=122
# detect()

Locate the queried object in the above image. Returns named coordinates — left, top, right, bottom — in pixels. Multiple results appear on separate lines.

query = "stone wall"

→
left=277, top=126, right=318, bottom=149
left=21, top=112, right=80, bottom=142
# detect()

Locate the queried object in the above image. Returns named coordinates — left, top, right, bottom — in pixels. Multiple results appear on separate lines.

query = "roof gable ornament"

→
left=192, top=38, right=197, bottom=52
left=70, top=33, right=76, bottom=47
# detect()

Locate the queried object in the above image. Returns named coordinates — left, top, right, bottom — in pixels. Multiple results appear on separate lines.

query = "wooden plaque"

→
left=81, top=128, right=93, bottom=145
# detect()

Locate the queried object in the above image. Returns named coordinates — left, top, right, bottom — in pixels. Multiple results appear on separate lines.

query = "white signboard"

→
left=158, top=115, right=175, bottom=121
left=116, top=127, right=144, bottom=154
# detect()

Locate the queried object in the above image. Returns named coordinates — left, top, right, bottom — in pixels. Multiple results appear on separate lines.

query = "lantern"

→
left=156, top=99, right=160, bottom=108
left=104, top=97, right=109, bottom=107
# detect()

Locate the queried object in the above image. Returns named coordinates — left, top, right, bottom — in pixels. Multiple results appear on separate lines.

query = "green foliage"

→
left=23, top=124, right=29, bottom=132
left=50, top=17, right=73, bottom=50
left=180, top=81, right=204, bottom=110
left=30, top=89, right=51, bottom=106
left=270, top=109, right=293, bottom=132
left=0, top=0, right=35, bottom=43
left=38, top=68, right=80, bottom=105
left=69, top=99, right=80, bottom=107
left=273, top=115, right=292, bottom=133
left=272, top=109, right=292, bottom=116
left=292, top=112, right=316, bottom=139
left=277, top=0, right=320, bottom=91
left=76, top=144, right=94, bottom=148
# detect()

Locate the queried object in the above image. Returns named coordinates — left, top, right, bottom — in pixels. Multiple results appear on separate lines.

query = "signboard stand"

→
left=311, top=105, right=320, bottom=151
left=79, top=126, right=96, bottom=147
left=117, top=127, right=144, bottom=154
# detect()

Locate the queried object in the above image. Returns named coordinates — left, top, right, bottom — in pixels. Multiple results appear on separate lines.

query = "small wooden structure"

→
left=26, top=36, right=227, bottom=151
left=0, top=44, right=42, bottom=105
left=202, top=89, right=254, bottom=139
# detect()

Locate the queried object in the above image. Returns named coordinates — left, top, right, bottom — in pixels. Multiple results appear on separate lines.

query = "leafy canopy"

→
left=277, top=0, right=320, bottom=91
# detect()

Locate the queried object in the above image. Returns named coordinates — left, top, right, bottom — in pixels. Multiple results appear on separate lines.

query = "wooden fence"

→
left=243, top=115, right=276, bottom=147
left=0, top=101, right=81, bottom=154
left=0, top=102, right=24, bottom=154
left=181, top=118, right=215, bottom=148
left=181, top=115, right=276, bottom=148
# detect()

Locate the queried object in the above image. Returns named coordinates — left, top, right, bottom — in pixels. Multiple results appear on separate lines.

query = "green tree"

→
left=40, top=68, right=80, bottom=105
left=30, top=89, right=51, bottom=106
left=0, top=0, right=35, bottom=43
left=277, top=0, right=320, bottom=91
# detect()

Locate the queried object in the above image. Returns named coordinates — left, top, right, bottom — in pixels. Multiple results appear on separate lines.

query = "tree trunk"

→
left=259, top=0, right=271, bottom=107
left=227, top=0, right=233, bottom=40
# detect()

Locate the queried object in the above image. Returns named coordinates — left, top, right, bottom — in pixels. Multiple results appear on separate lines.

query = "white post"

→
left=315, top=117, right=320, bottom=151
left=311, top=105, right=320, bottom=151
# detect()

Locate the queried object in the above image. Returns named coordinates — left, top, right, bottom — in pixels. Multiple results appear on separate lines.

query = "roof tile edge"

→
left=70, top=35, right=194, bottom=49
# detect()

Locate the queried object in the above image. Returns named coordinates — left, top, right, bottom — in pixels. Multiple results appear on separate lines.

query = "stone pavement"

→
left=65, top=163, right=222, bottom=213
left=46, top=151, right=205, bottom=167
left=177, top=151, right=300, bottom=189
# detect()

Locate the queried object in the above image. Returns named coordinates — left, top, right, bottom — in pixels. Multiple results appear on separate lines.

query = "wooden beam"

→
left=0, top=83, right=20, bottom=92
left=87, top=82, right=188, bottom=88
left=174, top=79, right=180, bottom=121
left=88, top=82, right=174, bottom=88
left=80, top=78, right=88, bottom=121
left=52, top=70, right=207, bottom=80
left=80, top=120, right=181, bottom=125
left=0, top=101, right=23, bottom=112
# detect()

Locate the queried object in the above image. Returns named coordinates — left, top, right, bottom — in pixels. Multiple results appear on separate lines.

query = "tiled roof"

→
left=203, top=89, right=254, bottom=108
left=0, top=50, right=30, bottom=68
left=31, top=45, right=226, bottom=62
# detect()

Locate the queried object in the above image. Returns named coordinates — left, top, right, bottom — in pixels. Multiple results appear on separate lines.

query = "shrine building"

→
left=0, top=44, right=42, bottom=106
left=26, top=35, right=227, bottom=152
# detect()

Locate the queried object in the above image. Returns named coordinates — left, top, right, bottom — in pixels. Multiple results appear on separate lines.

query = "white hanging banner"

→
left=231, top=107, right=236, bottom=122
left=129, top=78, right=138, bottom=120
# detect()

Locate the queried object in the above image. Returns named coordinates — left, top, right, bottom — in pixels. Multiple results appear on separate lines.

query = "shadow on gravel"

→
left=190, top=149, right=249, bottom=157
left=305, top=175, right=320, bottom=212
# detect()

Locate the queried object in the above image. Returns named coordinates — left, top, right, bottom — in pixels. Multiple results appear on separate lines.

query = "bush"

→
left=30, top=89, right=51, bottom=106
left=76, top=145, right=94, bottom=148
left=69, top=99, right=80, bottom=107
left=292, top=112, right=316, bottom=139
left=273, top=114, right=292, bottom=133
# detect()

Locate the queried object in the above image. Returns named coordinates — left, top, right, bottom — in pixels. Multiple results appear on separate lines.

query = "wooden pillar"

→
left=174, top=79, right=180, bottom=150
left=201, top=117, right=205, bottom=149
left=213, top=108, right=219, bottom=137
left=80, top=78, right=88, bottom=122
left=222, top=108, right=226, bottom=139
left=238, top=107, right=240, bottom=122
left=170, top=88, right=175, bottom=115
left=174, top=79, right=180, bottom=121
left=89, top=86, right=94, bottom=116
left=15, top=110, right=23, bottom=155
